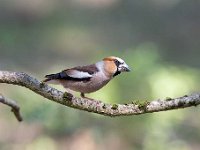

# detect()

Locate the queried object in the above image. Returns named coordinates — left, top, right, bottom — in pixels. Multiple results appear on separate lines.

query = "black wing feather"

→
left=44, top=64, right=99, bottom=82
left=45, top=71, right=91, bottom=82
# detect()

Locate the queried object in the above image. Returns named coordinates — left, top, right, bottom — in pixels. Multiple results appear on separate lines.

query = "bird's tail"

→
left=43, top=73, right=61, bottom=84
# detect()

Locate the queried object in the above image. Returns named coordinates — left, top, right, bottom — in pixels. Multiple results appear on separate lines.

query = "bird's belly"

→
left=61, top=79, right=110, bottom=93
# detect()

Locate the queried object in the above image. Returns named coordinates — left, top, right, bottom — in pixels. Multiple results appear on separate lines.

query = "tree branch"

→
left=0, top=94, right=23, bottom=121
left=0, top=71, right=200, bottom=121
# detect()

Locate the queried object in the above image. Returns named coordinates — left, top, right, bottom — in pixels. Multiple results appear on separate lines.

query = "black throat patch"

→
left=113, top=70, right=121, bottom=77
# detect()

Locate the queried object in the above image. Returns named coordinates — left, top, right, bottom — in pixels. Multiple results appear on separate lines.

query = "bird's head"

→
left=102, top=56, right=131, bottom=77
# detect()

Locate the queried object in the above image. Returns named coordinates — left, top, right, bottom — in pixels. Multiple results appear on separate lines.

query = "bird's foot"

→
left=81, top=93, right=94, bottom=100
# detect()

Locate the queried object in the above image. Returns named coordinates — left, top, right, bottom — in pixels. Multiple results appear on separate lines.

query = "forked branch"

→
left=0, top=94, right=23, bottom=121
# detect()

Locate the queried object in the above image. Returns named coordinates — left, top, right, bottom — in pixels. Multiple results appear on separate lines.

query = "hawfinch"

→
left=43, top=56, right=130, bottom=98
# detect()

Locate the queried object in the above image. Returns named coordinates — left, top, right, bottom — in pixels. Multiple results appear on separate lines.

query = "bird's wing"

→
left=44, top=64, right=98, bottom=82
left=63, top=64, right=98, bottom=81
left=65, top=69, right=92, bottom=79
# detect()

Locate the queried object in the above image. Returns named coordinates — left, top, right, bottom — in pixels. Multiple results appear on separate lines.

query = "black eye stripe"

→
left=113, top=59, right=123, bottom=77
left=114, top=59, right=121, bottom=67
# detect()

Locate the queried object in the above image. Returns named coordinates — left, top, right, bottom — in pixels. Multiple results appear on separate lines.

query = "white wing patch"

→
left=67, top=70, right=92, bottom=79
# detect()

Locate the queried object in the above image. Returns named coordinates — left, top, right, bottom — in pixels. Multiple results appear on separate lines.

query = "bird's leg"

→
left=81, top=93, right=85, bottom=98
left=80, top=93, right=94, bottom=100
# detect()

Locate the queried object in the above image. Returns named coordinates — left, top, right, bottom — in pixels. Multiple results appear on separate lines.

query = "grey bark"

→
left=0, top=71, right=199, bottom=121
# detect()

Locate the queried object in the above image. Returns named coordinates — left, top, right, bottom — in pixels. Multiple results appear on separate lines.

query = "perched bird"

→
left=43, top=56, right=130, bottom=98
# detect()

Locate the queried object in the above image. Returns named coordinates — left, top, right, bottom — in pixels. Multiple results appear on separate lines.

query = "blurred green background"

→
left=0, top=0, right=200, bottom=150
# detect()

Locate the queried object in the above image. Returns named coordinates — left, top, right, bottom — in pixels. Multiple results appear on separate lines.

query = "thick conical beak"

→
left=120, top=63, right=131, bottom=72
left=124, top=66, right=131, bottom=72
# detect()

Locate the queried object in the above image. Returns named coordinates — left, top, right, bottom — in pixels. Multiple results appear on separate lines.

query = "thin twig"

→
left=0, top=94, right=23, bottom=121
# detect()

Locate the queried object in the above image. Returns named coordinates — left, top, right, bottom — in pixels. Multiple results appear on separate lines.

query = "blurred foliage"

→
left=0, top=0, right=200, bottom=150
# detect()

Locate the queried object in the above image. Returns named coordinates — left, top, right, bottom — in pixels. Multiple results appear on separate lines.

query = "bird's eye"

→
left=114, top=59, right=120, bottom=67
